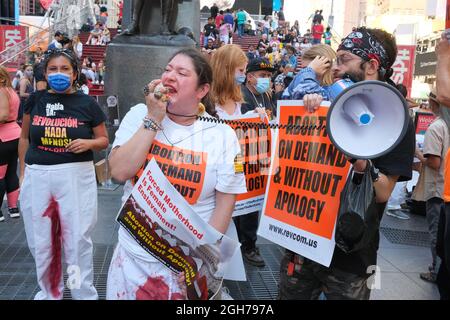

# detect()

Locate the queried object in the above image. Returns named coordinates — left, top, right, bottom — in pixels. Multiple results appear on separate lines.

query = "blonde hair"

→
left=302, top=44, right=337, bottom=86
left=210, top=44, right=248, bottom=106
left=0, top=66, right=12, bottom=88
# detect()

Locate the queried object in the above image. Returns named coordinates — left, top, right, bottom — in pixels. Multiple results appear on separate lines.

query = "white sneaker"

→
left=0, top=211, right=4, bottom=222
left=220, top=287, right=234, bottom=300
left=8, top=208, right=20, bottom=219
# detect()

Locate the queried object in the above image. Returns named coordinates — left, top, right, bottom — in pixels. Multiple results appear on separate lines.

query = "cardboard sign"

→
left=117, top=158, right=239, bottom=300
left=258, top=101, right=351, bottom=267
left=226, top=114, right=272, bottom=216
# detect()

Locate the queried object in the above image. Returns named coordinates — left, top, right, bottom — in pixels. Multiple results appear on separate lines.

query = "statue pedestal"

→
left=104, top=41, right=194, bottom=122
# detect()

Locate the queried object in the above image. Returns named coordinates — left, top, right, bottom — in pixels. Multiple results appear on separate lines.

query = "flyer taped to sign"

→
left=116, top=158, right=239, bottom=300
left=225, top=113, right=272, bottom=216
left=258, top=102, right=351, bottom=267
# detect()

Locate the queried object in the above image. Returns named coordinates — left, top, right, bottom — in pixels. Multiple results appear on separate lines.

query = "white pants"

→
left=107, top=244, right=185, bottom=300
left=387, top=182, right=408, bottom=210
left=20, top=162, right=98, bottom=300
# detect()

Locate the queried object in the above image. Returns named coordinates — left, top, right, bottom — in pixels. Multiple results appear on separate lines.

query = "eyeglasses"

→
left=334, top=55, right=362, bottom=66
left=43, top=48, right=77, bottom=62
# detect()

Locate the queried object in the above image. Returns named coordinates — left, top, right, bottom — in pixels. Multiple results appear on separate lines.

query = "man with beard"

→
left=278, top=27, right=416, bottom=300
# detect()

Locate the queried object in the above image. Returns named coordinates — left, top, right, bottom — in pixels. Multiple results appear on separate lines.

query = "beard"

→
left=343, top=68, right=365, bottom=83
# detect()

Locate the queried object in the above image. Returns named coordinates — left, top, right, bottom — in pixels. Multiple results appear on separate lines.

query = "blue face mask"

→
left=48, top=73, right=72, bottom=93
left=287, top=72, right=294, bottom=77
left=255, top=77, right=270, bottom=94
left=235, top=73, right=246, bottom=85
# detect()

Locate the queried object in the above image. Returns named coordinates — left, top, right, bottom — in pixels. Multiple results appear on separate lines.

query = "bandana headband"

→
left=338, top=28, right=390, bottom=74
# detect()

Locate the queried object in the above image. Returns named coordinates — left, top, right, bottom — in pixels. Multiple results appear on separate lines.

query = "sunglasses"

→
left=44, top=48, right=77, bottom=62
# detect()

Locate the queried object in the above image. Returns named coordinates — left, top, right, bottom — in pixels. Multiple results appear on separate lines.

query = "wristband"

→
left=143, top=116, right=162, bottom=132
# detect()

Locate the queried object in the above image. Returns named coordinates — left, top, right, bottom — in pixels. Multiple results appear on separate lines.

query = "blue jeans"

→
left=238, top=24, right=244, bottom=37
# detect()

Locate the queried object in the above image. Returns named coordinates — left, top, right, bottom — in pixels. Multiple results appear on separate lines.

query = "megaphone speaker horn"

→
left=327, top=80, right=409, bottom=160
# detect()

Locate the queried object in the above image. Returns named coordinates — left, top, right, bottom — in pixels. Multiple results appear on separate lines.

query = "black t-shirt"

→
left=203, top=23, right=216, bottom=37
left=241, top=85, right=276, bottom=116
left=24, top=90, right=106, bottom=165
left=257, top=39, right=269, bottom=50
left=283, top=34, right=294, bottom=44
left=330, top=117, right=416, bottom=276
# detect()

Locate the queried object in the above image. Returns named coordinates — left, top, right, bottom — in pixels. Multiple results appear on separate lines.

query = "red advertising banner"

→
left=391, top=45, right=415, bottom=98
left=415, top=112, right=436, bottom=135
left=0, top=25, right=28, bottom=70
left=446, top=0, right=450, bottom=29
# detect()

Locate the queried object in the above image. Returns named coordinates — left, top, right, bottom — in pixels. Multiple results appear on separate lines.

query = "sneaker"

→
left=220, top=287, right=234, bottom=300
left=420, top=271, right=437, bottom=283
left=386, top=209, right=410, bottom=220
left=243, top=247, right=265, bottom=267
left=0, top=211, right=4, bottom=222
left=8, top=208, right=20, bottom=218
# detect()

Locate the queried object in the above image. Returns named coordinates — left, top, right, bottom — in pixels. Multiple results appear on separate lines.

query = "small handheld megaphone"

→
left=327, top=80, right=409, bottom=159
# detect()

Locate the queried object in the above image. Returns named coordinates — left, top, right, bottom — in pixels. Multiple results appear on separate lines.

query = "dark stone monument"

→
left=105, top=0, right=200, bottom=122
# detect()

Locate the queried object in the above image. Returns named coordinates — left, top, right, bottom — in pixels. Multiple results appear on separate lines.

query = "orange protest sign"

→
left=134, top=140, right=207, bottom=205
left=264, top=104, right=350, bottom=240
left=227, top=115, right=272, bottom=202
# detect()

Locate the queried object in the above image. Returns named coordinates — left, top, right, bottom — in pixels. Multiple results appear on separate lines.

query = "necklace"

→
left=160, top=121, right=217, bottom=146
left=248, top=87, right=266, bottom=110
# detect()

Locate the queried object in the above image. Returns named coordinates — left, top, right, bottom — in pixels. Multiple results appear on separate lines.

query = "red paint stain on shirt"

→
left=42, top=198, right=62, bottom=299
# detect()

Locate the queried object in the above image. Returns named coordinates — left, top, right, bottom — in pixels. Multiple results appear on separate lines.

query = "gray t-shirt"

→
left=423, top=117, right=450, bottom=200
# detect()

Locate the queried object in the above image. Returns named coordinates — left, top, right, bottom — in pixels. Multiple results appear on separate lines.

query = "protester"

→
left=435, top=31, right=450, bottom=300
left=18, top=48, right=108, bottom=300
left=282, top=44, right=335, bottom=100
left=106, top=48, right=246, bottom=300
left=415, top=89, right=450, bottom=283
left=0, top=66, right=21, bottom=222
left=279, top=27, right=415, bottom=300
left=210, top=44, right=248, bottom=118
left=234, top=58, right=276, bottom=267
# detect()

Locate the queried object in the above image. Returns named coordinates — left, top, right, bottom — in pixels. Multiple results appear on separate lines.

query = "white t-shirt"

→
left=112, top=104, right=247, bottom=279
left=215, top=102, right=242, bottom=119
left=75, top=42, right=83, bottom=59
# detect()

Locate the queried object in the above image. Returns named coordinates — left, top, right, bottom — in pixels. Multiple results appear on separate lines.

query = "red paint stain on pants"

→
left=136, top=276, right=185, bottom=300
left=42, top=198, right=62, bottom=299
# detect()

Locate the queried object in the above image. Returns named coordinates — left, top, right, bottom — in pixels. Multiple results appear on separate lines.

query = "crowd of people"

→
left=0, top=5, right=449, bottom=302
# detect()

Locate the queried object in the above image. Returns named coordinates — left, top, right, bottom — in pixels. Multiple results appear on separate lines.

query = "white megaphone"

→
left=327, top=79, right=409, bottom=159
